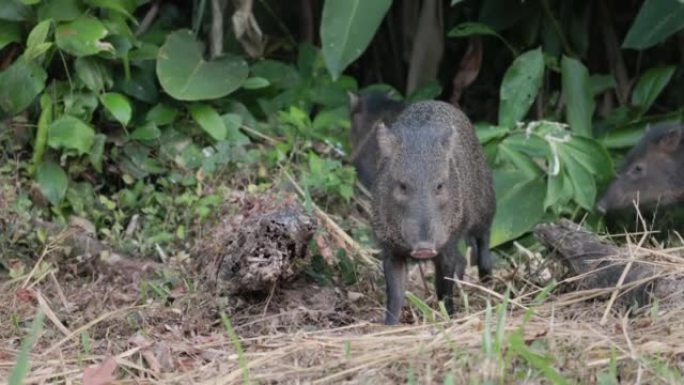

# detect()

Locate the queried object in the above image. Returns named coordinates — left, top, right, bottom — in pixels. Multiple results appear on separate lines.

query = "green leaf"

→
left=590, top=74, right=616, bottom=96
left=48, top=115, right=95, bottom=155
left=85, top=0, right=135, bottom=19
left=130, top=121, right=161, bottom=140
left=498, top=48, right=544, bottom=128
left=75, top=57, right=112, bottom=93
left=221, top=113, right=250, bottom=144
left=0, top=21, right=21, bottom=50
left=157, top=30, right=248, bottom=101
left=0, top=56, right=47, bottom=117
left=26, top=19, right=51, bottom=57
left=8, top=310, right=44, bottom=385
left=100, top=92, right=132, bottom=125
left=190, top=104, right=227, bottom=141
left=558, top=147, right=596, bottom=210
left=146, top=103, right=178, bottom=126
left=36, top=161, right=68, bottom=205
left=0, top=0, right=31, bottom=21
left=561, top=56, right=595, bottom=137
left=490, top=171, right=546, bottom=247
left=320, top=0, right=392, bottom=80
left=55, top=16, right=109, bottom=56
left=31, top=94, right=52, bottom=173
left=242, top=77, right=270, bottom=90
left=544, top=170, right=573, bottom=210
left=38, top=0, right=83, bottom=21
left=447, top=22, right=516, bottom=55
left=622, top=0, right=684, bottom=50
left=89, top=134, right=106, bottom=172
left=631, top=66, right=675, bottom=113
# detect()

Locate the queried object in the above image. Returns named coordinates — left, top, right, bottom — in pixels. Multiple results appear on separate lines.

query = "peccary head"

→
left=374, top=121, right=458, bottom=259
left=597, top=123, right=684, bottom=213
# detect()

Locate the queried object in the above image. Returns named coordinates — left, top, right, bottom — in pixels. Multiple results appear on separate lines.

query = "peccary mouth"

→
left=410, top=248, right=438, bottom=259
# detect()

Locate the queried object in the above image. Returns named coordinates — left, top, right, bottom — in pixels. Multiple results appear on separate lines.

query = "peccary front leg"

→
left=383, top=253, right=408, bottom=325
left=434, top=238, right=465, bottom=315
left=469, top=229, right=492, bottom=281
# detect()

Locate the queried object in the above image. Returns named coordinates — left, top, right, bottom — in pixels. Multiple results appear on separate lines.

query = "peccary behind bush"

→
left=348, top=91, right=405, bottom=189
left=597, top=122, right=684, bottom=216
left=372, top=100, right=496, bottom=325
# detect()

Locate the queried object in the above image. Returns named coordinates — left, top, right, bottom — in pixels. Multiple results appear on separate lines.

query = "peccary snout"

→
left=597, top=123, right=683, bottom=214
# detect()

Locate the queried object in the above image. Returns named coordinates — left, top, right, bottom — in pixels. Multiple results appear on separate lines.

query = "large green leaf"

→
left=0, top=22, right=21, bottom=50
left=558, top=147, right=595, bottom=210
left=498, top=48, right=544, bottom=128
left=100, top=92, right=131, bottom=126
left=157, top=30, right=248, bottom=101
left=622, top=0, right=684, bottom=50
left=55, top=16, right=109, bottom=56
left=631, top=66, right=675, bottom=114
left=561, top=56, right=594, bottom=137
left=36, top=160, right=68, bottom=205
left=0, top=56, right=47, bottom=117
left=189, top=104, right=227, bottom=141
left=320, top=0, right=392, bottom=80
left=490, top=170, right=546, bottom=247
left=48, top=115, right=95, bottom=155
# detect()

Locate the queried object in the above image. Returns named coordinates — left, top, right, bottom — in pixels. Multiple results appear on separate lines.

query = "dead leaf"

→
left=314, top=233, right=336, bottom=265
left=15, top=288, right=36, bottom=303
left=83, top=357, right=117, bottom=385
left=232, top=0, right=265, bottom=58
left=450, top=37, right=483, bottom=107
left=406, top=0, right=444, bottom=94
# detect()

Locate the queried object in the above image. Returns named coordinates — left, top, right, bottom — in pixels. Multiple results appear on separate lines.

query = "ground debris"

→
left=535, top=218, right=684, bottom=308
left=198, top=190, right=317, bottom=295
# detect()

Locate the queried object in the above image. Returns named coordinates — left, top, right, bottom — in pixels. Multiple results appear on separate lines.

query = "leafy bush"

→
left=0, top=0, right=682, bottom=256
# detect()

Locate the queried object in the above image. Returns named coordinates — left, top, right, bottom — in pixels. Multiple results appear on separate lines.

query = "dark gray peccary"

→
left=348, top=91, right=405, bottom=190
left=597, top=122, right=684, bottom=214
left=372, top=100, right=496, bottom=325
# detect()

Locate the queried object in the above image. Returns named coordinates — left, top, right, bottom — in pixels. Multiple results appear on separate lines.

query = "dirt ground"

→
left=2, top=188, right=684, bottom=384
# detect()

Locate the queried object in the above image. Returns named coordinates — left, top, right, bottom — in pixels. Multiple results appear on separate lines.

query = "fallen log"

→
left=534, top=219, right=684, bottom=309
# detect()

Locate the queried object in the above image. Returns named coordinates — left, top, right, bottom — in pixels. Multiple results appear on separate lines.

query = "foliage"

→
left=0, top=0, right=682, bottom=258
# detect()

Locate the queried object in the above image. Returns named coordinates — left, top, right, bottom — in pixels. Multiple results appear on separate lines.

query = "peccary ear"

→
left=377, top=122, right=398, bottom=158
left=347, top=91, right=360, bottom=112
left=658, top=128, right=682, bottom=153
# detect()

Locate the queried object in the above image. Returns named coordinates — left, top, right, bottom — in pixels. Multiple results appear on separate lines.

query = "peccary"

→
left=372, top=100, right=496, bottom=325
left=348, top=91, right=405, bottom=189
left=597, top=123, right=684, bottom=215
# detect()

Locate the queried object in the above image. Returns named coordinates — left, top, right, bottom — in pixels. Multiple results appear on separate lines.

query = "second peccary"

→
left=348, top=91, right=405, bottom=189
left=373, top=100, right=496, bottom=325
left=597, top=122, right=684, bottom=216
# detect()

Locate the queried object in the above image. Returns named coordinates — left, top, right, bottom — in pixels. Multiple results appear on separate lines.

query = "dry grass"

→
left=2, top=176, right=684, bottom=384
left=2, top=235, right=684, bottom=385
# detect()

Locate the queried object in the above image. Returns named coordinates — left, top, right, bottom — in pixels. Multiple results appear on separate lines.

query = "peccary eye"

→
left=398, top=182, right=407, bottom=192
left=436, top=183, right=444, bottom=192
left=631, top=163, right=645, bottom=175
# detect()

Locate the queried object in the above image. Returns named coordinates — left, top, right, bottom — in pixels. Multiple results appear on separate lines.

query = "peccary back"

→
left=597, top=123, right=684, bottom=214
left=372, top=100, right=495, bottom=324
left=348, top=91, right=405, bottom=189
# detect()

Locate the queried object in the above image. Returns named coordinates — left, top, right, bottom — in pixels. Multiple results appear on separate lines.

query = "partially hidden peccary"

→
left=348, top=91, right=405, bottom=190
left=597, top=122, right=684, bottom=215
left=372, top=100, right=496, bottom=325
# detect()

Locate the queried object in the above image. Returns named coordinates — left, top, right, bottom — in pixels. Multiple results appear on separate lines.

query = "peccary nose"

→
left=410, top=242, right=438, bottom=259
